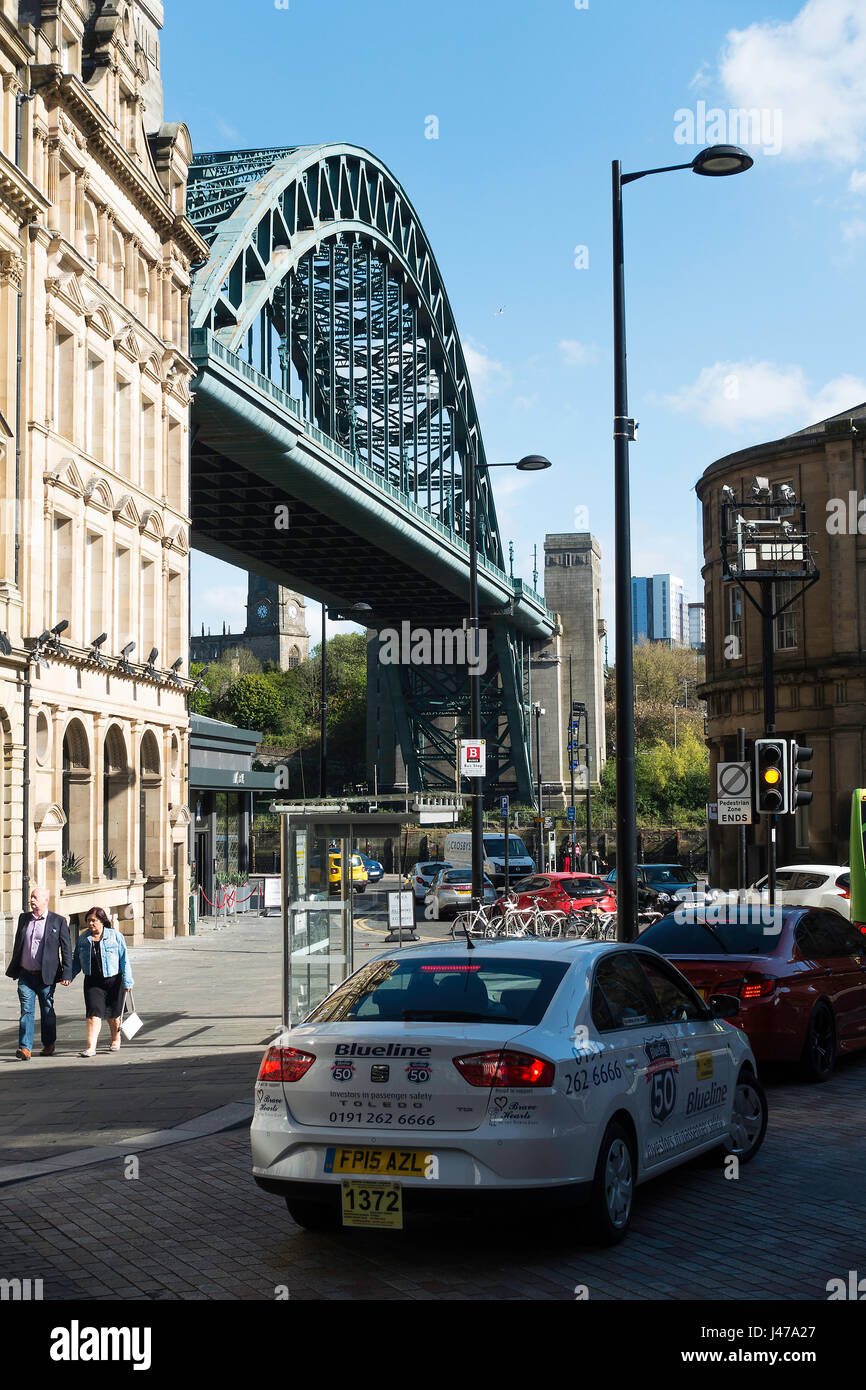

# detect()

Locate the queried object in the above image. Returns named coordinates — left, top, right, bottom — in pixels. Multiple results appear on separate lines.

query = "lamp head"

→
left=515, top=454, right=552, bottom=472
left=692, top=145, right=754, bottom=177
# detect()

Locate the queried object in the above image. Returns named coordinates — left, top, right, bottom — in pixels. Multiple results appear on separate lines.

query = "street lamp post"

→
left=532, top=700, right=545, bottom=871
left=319, top=603, right=327, bottom=798
left=319, top=600, right=371, bottom=800
left=611, top=143, right=753, bottom=942
left=466, top=454, right=551, bottom=909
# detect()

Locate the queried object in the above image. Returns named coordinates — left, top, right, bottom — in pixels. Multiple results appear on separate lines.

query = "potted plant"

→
left=62, top=851, right=83, bottom=886
left=103, top=850, right=118, bottom=881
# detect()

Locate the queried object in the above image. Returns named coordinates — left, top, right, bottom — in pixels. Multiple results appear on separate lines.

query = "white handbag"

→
left=120, top=990, right=143, bottom=1040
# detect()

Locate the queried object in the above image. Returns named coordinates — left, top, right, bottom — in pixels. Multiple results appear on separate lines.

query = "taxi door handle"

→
left=680, top=1046, right=692, bottom=1057
left=624, top=1056, right=638, bottom=1069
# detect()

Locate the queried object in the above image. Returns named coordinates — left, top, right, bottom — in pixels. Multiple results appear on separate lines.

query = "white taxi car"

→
left=251, top=939, right=767, bottom=1244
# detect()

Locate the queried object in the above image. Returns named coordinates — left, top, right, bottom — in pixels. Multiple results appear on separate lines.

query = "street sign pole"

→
left=737, top=726, right=746, bottom=891
left=503, top=797, right=510, bottom=889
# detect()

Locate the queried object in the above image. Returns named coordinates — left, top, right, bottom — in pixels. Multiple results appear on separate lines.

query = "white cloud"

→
left=666, top=360, right=866, bottom=431
left=849, top=169, right=866, bottom=192
left=842, top=217, right=866, bottom=241
left=216, top=117, right=241, bottom=142
left=559, top=339, right=599, bottom=367
left=463, top=340, right=509, bottom=401
left=719, top=0, right=866, bottom=163
left=689, top=61, right=711, bottom=92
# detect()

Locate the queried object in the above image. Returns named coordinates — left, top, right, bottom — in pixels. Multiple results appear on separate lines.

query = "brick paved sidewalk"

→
left=0, top=884, right=445, bottom=1169
left=1, top=1056, right=864, bottom=1301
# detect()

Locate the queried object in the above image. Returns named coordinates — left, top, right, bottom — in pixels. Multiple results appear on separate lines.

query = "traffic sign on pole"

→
left=500, top=794, right=509, bottom=819
left=717, top=761, right=753, bottom=825
left=459, top=739, right=486, bottom=777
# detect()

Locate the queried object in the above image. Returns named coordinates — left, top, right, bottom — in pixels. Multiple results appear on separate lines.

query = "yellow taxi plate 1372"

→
left=341, top=1180, right=403, bottom=1229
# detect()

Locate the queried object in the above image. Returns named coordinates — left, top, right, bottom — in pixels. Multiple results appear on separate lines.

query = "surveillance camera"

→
left=121, top=641, right=135, bottom=660
left=146, top=647, right=159, bottom=666
left=91, top=632, right=108, bottom=649
left=37, top=630, right=51, bottom=645
left=51, top=619, right=69, bottom=636
left=171, top=657, right=183, bottom=673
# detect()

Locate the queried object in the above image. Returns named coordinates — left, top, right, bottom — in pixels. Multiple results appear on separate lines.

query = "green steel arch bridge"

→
left=187, top=144, right=554, bottom=801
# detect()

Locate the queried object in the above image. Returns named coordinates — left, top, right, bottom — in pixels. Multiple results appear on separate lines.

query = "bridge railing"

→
left=191, top=327, right=551, bottom=617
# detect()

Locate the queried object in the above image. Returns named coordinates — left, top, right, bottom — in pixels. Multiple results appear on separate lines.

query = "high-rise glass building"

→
left=631, top=574, right=687, bottom=647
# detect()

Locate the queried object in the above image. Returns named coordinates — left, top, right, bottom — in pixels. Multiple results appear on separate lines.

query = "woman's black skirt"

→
left=83, top=973, right=126, bottom=1019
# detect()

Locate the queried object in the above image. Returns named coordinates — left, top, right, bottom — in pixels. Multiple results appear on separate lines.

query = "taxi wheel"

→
left=285, top=1197, right=338, bottom=1231
left=799, top=1003, right=836, bottom=1083
left=718, top=1070, right=767, bottom=1164
left=586, top=1120, right=635, bottom=1246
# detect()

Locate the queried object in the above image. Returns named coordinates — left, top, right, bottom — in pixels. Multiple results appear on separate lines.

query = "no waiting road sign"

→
left=717, top=761, right=751, bottom=800
left=717, top=761, right=752, bottom=825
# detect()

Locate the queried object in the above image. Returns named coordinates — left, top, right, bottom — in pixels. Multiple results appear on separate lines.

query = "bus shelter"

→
left=273, top=806, right=414, bottom=1026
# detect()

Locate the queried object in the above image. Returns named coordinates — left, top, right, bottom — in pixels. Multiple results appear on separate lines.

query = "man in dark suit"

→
left=5, top=886, right=72, bottom=1059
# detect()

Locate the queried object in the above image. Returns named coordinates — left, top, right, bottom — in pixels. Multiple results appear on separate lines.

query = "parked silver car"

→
left=410, top=860, right=453, bottom=902
left=424, top=867, right=496, bottom=919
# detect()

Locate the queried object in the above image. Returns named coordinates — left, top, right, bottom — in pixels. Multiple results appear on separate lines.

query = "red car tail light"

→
left=257, top=1046, right=316, bottom=1082
left=720, top=975, right=776, bottom=1001
left=453, top=1050, right=555, bottom=1087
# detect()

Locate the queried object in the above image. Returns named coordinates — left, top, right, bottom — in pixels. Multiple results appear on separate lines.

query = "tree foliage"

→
left=604, top=643, right=709, bottom=823
left=192, top=634, right=368, bottom=774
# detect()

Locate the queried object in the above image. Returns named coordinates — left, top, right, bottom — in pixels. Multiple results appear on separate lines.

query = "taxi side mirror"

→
left=709, top=993, right=740, bottom=1020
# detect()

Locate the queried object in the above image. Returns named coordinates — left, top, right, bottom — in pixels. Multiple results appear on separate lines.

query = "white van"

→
left=443, top=831, right=535, bottom=888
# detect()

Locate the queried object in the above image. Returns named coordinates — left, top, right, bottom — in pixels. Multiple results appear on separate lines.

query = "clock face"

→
left=256, top=602, right=270, bottom=620
left=288, top=604, right=298, bottom=618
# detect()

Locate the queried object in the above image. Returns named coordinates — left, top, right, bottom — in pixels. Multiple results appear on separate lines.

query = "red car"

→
left=495, top=872, right=616, bottom=918
left=639, top=905, right=866, bottom=1081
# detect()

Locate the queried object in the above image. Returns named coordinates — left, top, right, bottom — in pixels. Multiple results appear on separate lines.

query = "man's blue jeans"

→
left=16, top=970, right=57, bottom=1051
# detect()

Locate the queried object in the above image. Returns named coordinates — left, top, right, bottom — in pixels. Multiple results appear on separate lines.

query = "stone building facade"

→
left=697, top=404, right=866, bottom=887
left=190, top=575, right=310, bottom=670
left=0, top=0, right=206, bottom=959
left=541, top=533, right=607, bottom=793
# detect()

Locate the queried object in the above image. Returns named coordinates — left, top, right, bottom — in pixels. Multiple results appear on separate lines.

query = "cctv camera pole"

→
left=760, top=578, right=777, bottom=906
left=737, top=726, right=747, bottom=892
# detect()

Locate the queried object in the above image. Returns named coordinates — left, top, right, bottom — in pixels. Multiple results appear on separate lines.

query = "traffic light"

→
left=755, top=739, right=788, bottom=814
left=790, top=741, right=813, bottom=810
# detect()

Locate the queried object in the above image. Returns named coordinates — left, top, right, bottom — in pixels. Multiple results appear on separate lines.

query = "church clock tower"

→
left=245, top=576, right=309, bottom=668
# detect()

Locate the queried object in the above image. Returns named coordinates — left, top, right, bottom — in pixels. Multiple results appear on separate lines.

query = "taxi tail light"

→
left=453, top=1050, right=555, bottom=1087
left=257, top=1046, right=316, bottom=1082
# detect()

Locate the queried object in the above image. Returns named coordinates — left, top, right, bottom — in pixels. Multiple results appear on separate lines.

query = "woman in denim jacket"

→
left=71, top=907, right=134, bottom=1056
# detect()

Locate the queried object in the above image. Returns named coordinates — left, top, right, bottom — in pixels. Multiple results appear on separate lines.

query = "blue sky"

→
left=167, top=0, right=866, bottom=645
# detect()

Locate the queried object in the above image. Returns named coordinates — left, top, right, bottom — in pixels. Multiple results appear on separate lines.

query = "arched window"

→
left=84, top=200, right=98, bottom=263
left=61, top=719, right=92, bottom=884
left=103, top=725, right=130, bottom=880
left=137, top=257, right=149, bottom=321
left=139, top=730, right=162, bottom=878
left=288, top=645, right=300, bottom=669
left=110, top=229, right=125, bottom=300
